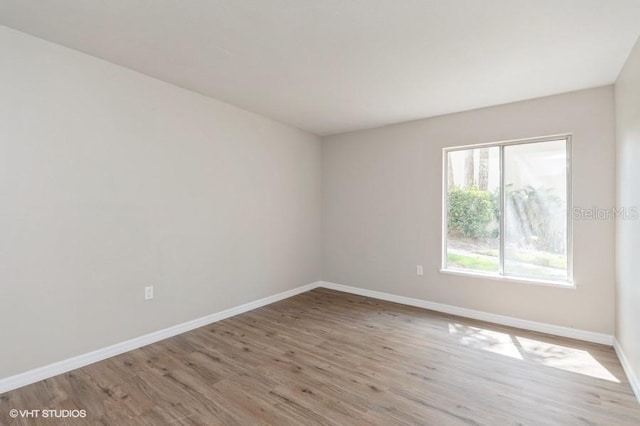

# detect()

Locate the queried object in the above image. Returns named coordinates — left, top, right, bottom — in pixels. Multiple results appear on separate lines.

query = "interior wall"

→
left=322, top=86, right=616, bottom=334
left=0, top=26, right=322, bottom=379
left=615, top=36, right=640, bottom=384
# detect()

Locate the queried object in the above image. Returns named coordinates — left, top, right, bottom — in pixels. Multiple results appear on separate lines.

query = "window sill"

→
left=439, top=268, right=576, bottom=289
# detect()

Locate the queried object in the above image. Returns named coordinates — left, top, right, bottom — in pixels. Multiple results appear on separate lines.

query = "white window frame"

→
left=441, top=134, right=574, bottom=287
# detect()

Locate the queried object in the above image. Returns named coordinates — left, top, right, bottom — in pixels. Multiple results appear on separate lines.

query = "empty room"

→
left=1, top=1, right=640, bottom=425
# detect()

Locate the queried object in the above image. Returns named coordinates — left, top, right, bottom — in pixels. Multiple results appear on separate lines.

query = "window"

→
left=442, top=135, right=572, bottom=284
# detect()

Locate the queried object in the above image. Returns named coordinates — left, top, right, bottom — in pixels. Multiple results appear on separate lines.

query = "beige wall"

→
left=323, top=86, right=616, bottom=334
left=615, top=36, right=640, bottom=385
left=0, top=26, right=322, bottom=378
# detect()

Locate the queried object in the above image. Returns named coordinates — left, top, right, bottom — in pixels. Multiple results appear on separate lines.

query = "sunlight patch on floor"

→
left=515, top=336, right=619, bottom=382
left=448, top=323, right=619, bottom=382
left=448, top=323, right=523, bottom=359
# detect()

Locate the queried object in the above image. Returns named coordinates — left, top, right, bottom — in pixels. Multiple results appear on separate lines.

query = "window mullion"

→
left=499, top=144, right=505, bottom=276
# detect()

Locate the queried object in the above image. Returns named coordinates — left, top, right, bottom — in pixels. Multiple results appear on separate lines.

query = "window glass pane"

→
left=446, top=146, right=500, bottom=273
left=503, top=140, right=568, bottom=280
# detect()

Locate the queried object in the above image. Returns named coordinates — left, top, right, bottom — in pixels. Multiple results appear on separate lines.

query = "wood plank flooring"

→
left=1, top=288, right=639, bottom=425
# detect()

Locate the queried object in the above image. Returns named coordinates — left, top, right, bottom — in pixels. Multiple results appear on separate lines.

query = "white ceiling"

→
left=1, top=1, right=639, bottom=136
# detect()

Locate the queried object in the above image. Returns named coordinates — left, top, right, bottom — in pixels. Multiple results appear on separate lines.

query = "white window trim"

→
left=441, top=134, right=574, bottom=286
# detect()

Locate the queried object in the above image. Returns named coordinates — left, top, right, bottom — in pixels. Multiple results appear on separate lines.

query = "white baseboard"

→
left=0, top=281, right=321, bottom=395
left=318, top=281, right=614, bottom=346
left=614, top=338, right=640, bottom=404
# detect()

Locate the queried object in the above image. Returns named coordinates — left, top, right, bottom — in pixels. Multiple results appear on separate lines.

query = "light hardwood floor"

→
left=1, top=288, right=639, bottom=425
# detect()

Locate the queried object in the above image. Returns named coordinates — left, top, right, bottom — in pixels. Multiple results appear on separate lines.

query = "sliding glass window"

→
left=443, top=136, right=571, bottom=284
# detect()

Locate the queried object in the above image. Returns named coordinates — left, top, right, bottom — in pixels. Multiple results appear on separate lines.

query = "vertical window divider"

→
left=566, top=136, right=573, bottom=284
left=499, top=144, right=505, bottom=275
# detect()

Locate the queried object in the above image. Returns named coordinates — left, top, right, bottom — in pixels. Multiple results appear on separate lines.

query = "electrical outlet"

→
left=144, top=286, right=154, bottom=300
left=416, top=265, right=424, bottom=276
